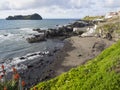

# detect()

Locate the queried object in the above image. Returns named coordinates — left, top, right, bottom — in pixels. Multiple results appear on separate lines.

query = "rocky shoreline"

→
left=20, top=21, right=114, bottom=88
left=15, top=36, right=114, bottom=89
left=1, top=19, right=116, bottom=89
left=26, top=20, right=95, bottom=43
left=4, top=44, right=63, bottom=89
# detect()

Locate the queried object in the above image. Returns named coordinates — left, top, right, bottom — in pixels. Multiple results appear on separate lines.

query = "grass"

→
left=96, top=22, right=120, bottom=39
left=31, top=41, right=120, bottom=90
left=97, top=22, right=120, bottom=33
left=83, top=16, right=104, bottom=21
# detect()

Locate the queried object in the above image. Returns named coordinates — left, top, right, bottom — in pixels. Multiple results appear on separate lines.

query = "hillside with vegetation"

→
left=96, top=16, right=120, bottom=41
left=29, top=12, right=120, bottom=90
left=83, top=15, right=104, bottom=21
left=82, top=14, right=120, bottom=41
left=31, top=40, right=120, bottom=90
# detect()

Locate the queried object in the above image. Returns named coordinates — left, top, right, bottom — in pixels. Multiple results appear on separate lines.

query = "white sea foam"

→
left=0, top=33, right=15, bottom=43
left=0, top=35, right=4, bottom=39
left=0, top=33, right=13, bottom=38
left=0, top=50, right=50, bottom=74
left=19, top=28, right=38, bottom=34
left=0, top=28, right=40, bottom=43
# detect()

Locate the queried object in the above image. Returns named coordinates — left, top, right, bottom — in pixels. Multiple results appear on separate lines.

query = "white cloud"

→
left=69, top=0, right=93, bottom=8
left=103, top=0, right=120, bottom=8
left=0, top=0, right=9, bottom=10
left=0, top=0, right=120, bottom=18
left=0, top=0, right=120, bottom=10
left=6, top=0, right=34, bottom=9
left=0, top=0, right=69, bottom=10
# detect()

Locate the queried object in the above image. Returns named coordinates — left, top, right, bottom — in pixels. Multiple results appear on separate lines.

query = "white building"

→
left=118, top=11, right=120, bottom=16
left=105, top=12, right=118, bottom=19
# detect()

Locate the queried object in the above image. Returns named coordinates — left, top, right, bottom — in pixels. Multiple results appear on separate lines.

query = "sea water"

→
left=0, top=19, right=77, bottom=73
left=0, top=19, right=76, bottom=59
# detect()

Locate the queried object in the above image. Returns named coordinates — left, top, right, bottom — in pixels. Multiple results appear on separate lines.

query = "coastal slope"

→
left=31, top=39, right=120, bottom=90
left=52, top=36, right=114, bottom=76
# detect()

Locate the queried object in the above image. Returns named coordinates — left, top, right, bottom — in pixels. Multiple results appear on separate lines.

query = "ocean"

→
left=0, top=19, right=77, bottom=73
left=0, top=19, right=76, bottom=60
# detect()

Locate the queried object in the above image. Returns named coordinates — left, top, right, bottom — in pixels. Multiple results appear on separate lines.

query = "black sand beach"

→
left=12, top=36, right=114, bottom=89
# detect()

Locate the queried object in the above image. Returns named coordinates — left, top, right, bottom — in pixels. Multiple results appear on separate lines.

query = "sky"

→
left=0, top=0, right=120, bottom=19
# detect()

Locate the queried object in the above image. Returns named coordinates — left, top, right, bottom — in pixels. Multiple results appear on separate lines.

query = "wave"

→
left=18, top=28, right=39, bottom=34
left=0, top=33, right=13, bottom=38
left=0, top=28, right=40, bottom=43
left=0, top=50, right=50, bottom=74
left=0, top=27, right=20, bottom=30
left=0, top=33, right=15, bottom=42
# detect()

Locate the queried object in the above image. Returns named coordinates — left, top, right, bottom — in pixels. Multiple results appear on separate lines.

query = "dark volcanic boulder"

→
left=26, top=34, right=46, bottom=43
left=106, top=33, right=112, bottom=40
left=72, top=22, right=86, bottom=27
left=68, top=21, right=89, bottom=28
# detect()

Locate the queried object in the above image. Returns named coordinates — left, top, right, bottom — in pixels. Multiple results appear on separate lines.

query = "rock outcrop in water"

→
left=26, top=33, right=46, bottom=43
left=26, top=20, right=95, bottom=43
left=6, top=13, right=42, bottom=20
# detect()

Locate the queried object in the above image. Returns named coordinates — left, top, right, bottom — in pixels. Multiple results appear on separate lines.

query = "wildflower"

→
left=4, top=87, right=7, bottom=90
left=21, top=80, right=26, bottom=87
left=13, top=73, right=20, bottom=80
left=34, top=87, right=37, bottom=90
left=0, top=75, right=3, bottom=79
left=2, top=70, right=5, bottom=75
left=12, top=67, right=17, bottom=73
left=1, top=65, right=4, bottom=70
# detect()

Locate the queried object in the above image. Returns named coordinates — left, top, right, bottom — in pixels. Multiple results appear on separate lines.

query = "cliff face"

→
left=6, top=13, right=42, bottom=20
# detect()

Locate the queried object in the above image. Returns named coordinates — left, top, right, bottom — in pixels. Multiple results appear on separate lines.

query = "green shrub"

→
left=83, top=16, right=104, bottom=21
left=97, top=22, right=120, bottom=33
left=31, top=41, right=120, bottom=90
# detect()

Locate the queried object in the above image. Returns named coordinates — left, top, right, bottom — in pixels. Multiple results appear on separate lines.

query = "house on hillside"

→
left=118, top=11, right=120, bottom=16
left=105, top=12, right=118, bottom=19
